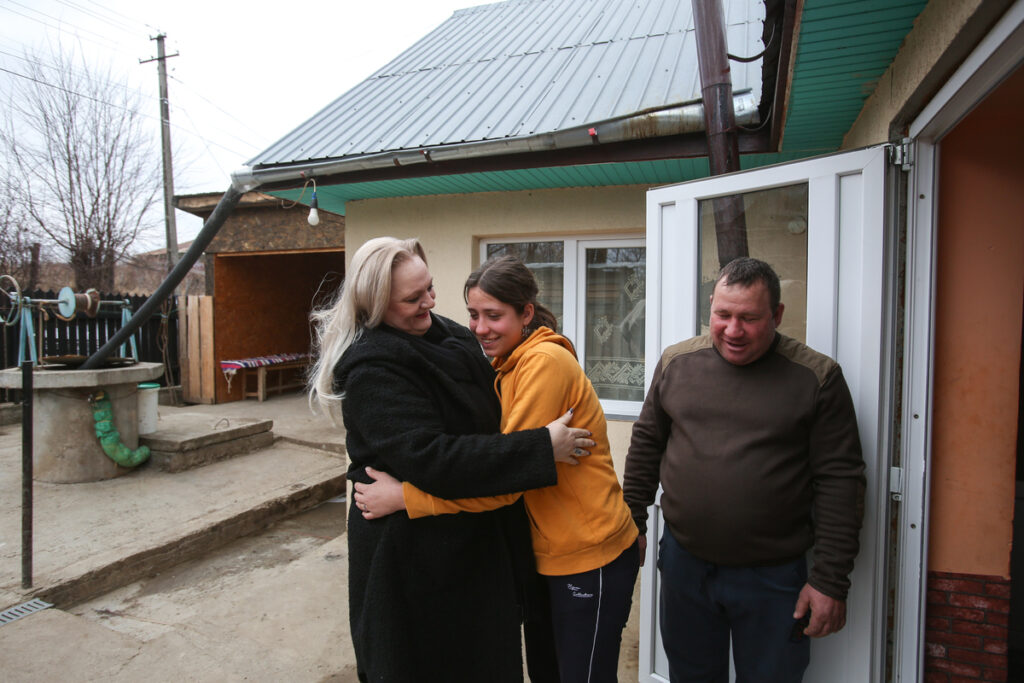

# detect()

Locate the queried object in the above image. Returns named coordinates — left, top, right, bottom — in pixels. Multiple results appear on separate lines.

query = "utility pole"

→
left=140, top=34, right=180, bottom=273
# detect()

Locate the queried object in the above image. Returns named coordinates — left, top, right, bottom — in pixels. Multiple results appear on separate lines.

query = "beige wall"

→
left=842, top=0, right=1011, bottom=149
left=607, top=420, right=634, bottom=482
left=345, top=185, right=648, bottom=322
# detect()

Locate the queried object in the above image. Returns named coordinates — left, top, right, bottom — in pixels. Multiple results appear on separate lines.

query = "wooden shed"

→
left=174, top=191, right=344, bottom=404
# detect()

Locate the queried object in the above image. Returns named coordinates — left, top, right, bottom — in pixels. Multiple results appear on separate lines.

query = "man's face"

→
left=709, top=280, right=784, bottom=366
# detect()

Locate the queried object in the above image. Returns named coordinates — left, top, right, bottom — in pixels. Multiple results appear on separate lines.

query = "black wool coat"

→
left=336, top=314, right=557, bottom=683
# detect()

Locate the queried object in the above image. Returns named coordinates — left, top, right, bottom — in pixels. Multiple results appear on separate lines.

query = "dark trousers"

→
left=658, top=531, right=810, bottom=683
left=524, top=573, right=561, bottom=683
left=546, top=540, right=640, bottom=683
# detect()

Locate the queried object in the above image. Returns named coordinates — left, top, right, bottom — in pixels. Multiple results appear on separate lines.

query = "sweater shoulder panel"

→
left=773, top=335, right=839, bottom=387
left=660, top=335, right=713, bottom=372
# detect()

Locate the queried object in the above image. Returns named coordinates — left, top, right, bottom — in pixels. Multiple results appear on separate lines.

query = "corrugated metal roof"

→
left=250, top=0, right=765, bottom=167
left=261, top=0, right=930, bottom=217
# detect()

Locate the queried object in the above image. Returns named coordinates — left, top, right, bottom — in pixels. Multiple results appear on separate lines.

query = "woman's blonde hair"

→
left=308, top=236, right=427, bottom=418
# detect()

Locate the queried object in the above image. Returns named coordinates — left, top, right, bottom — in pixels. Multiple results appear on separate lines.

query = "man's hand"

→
left=637, top=534, right=647, bottom=567
left=793, top=583, right=846, bottom=638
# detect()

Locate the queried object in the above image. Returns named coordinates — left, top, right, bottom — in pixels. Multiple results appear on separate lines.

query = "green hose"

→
left=90, top=390, right=150, bottom=467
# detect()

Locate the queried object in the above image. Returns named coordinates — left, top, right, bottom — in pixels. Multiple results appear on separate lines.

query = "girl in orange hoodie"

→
left=356, top=255, right=640, bottom=682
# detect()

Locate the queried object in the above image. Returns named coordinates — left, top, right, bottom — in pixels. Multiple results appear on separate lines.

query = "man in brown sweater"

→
left=623, top=257, right=865, bottom=683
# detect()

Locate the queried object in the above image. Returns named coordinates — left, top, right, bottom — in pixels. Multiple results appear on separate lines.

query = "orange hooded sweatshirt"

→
left=402, top=326, right=637, bottom=576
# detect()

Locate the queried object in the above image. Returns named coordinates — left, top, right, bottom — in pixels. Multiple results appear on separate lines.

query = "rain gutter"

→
left=231, top=92, right=760, bottom=191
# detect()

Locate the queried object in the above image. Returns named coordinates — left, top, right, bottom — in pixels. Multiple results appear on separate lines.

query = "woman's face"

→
left=383, top=256, right=435, bottom=336
left=467, top=286, right=533, bottom=358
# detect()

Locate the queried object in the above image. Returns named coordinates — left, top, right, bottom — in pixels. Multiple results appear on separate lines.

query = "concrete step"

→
left=139, top=413, right=275, bottom=472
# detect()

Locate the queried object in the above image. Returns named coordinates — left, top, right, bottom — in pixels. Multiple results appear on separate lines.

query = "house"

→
left=174, top=191, right=344, bottom=403
left=220, top=0, right=1023, bottom=680
left=118, top=241, right=205, bottom=296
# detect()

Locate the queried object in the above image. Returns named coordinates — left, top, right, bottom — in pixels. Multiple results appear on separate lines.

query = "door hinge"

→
left=889, top=138, right=913, bottom=171
left=889, top=466, right=904, bottom=501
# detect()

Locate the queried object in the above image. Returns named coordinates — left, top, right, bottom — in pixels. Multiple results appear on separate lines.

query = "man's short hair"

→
left=715, top=257, right=782, bottom=311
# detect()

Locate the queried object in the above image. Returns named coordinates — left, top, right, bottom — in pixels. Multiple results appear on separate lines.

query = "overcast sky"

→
left=0, top=0, right=471, bottom=245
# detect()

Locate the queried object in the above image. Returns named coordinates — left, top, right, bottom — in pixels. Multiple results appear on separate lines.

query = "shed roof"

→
left=249, top=0, right=766, bottom=168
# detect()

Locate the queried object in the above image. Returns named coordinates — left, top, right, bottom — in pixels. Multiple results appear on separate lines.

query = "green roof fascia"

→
left=267, top=153, right=816, bottom=217
left=781, top=0, right=928, bottom=153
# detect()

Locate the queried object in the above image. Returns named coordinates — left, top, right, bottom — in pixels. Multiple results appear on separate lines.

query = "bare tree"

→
left=0, top=163, right=37, bottom=288
left=0, top=46, right=161, bottom=291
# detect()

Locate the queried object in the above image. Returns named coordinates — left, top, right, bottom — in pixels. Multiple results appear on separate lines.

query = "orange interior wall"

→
left=213, top=251, right=343, bottom=402
left=929, top=66, right=1024, bottom=577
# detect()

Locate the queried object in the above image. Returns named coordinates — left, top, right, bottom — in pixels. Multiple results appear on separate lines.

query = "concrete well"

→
left=0, top=363, right=164, bottom=484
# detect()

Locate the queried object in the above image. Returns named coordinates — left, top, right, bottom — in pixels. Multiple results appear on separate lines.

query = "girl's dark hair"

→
left=464, top=255, right=559, bottom=333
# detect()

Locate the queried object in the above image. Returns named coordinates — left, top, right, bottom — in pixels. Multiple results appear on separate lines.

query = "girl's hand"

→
left=353, top=467, right=406, bottom=519
left=546, top=410, right=594, bottom=465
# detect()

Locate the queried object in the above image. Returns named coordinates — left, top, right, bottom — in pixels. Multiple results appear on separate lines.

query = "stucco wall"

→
left=842, top=0, right=1012, bottom=149
left=345, top=185, right=648, bottom=317
left=928, top=66, right=1024, bottom=577
left=345, top=185, right=649, bottom=466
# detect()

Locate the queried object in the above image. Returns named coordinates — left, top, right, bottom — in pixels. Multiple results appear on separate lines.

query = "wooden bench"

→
left=241, top=360, right=307, bottom=402
left=219, top=353, right=309, bottom=402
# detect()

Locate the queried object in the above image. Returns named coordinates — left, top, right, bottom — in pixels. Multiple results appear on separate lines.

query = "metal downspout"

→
left=692, top=0, right=749, bottom=267
left=81, top=183, right=248, bottom=369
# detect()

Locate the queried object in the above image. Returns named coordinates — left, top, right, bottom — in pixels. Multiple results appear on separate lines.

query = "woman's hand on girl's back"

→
left=546, top=410, right=595, bottom=465
left=354, top=467, right=406, bottom=519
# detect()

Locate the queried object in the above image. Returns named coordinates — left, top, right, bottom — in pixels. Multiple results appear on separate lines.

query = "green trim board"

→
left=269, top=153, right=813, bottom=216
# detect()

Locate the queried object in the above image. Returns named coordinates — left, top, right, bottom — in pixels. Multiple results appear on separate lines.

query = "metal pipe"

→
left=82, top=184, right=246, bottom=370
left=233, top=93, right=760, bottom=190
left=692, top=0, right=749, bottom=267
left=21, top=360, right=32, bottom=588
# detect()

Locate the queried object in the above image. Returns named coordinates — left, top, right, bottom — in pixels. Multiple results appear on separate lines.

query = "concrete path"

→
left=3, top=503, right=356, bottom=682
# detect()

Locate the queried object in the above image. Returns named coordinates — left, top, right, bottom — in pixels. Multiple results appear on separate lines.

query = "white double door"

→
left=640, top=145, right=892, bottom=682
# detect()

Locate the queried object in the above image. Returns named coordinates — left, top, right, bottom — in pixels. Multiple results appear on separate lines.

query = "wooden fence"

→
left=179, top=295, right=215, bottom=404
left=1, top=290, right=179, bottom=402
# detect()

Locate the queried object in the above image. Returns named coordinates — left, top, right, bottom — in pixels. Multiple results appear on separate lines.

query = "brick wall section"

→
left=925, top=570, right=1011, bottom=681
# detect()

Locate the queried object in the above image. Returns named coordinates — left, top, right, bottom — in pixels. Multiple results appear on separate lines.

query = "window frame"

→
left=480, top=233, right=646, bottom=419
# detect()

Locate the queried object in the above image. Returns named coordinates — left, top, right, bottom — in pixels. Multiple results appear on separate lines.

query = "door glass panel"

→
left=486, top=241, right=564, bottom=326
left=698, top=183, right=808, bottom=342
left=583, top=246, right=645, bottom=402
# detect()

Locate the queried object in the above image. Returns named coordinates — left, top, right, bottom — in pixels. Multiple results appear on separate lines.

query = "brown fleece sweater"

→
left=623, top=333, right=865, bottom=600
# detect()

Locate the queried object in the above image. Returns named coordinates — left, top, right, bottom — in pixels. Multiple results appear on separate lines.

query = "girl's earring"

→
left=521, top=325, right=531, bottom=339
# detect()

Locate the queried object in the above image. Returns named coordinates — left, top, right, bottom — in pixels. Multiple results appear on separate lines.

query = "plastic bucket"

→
left=137, top=382, right=160, bottom=434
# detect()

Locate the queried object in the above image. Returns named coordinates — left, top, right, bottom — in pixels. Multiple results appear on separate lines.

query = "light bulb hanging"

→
left=307, top=178, right=320, bottom=226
